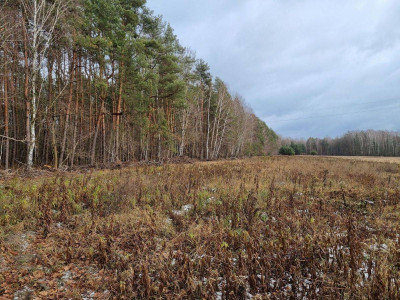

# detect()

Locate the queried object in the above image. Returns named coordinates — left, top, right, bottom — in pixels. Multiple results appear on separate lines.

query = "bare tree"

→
left=20, top=0, right=68, bottom=167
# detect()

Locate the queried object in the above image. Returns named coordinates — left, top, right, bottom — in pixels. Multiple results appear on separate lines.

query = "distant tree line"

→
left=0, top=0, right=278, bottom=169
left=282, top=130, right=400, bottom=157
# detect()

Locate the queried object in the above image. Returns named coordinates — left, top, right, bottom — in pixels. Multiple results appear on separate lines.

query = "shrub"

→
left=279, top=146, right=295, bottom=156
left=311, top=150, right=318, bottom=155
left=290, top=142, right=306, bottom=155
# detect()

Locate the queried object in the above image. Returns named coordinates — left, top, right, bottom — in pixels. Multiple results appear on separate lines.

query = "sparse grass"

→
left=1, top=156, right=400, bottom=299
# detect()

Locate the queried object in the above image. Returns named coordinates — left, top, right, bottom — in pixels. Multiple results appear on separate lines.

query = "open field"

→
left=1, top=156, right=400, bottom=299
left=326, top=156, right=400, bottom=164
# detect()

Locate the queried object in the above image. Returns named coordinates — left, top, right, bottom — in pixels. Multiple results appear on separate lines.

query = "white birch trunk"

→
left=23, top=0, right=66, bottom=167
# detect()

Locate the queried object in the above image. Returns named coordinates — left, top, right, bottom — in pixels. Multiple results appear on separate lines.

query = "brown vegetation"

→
left=327, top=156, right=400, bottom=164
left=1, top=156, right=400, bottom=299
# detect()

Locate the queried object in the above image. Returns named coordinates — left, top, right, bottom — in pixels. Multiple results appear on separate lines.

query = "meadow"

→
left=326, top=156, right=400, bottom=164
left=1, top=156, right=400, bottom=299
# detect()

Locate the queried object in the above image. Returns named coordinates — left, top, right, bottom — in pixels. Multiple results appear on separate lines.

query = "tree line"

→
left=0, top=0, right=279, bottom=169
left=282, top=130, right=400, bottom=157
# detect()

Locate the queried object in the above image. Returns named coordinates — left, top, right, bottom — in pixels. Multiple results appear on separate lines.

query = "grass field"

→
left=1, top=156, right=400, bottom=299
left=327, top=156, right=400, bottom=164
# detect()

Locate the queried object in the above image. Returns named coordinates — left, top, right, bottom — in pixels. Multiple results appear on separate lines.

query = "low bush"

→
left=279, top=145, right=295, bottom=155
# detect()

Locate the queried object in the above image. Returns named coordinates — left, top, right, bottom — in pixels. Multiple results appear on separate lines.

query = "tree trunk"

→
left=91, top=97, right=104, bottom=166
left=71, top=56, right=82, bottom=167
left=22, top=17, right=31, bottom=167
left=115, top=63, right=124, bottom=161
left=59, top=49, right=76, bottom=167
left=205, top=89, right=211, bottom=160
left=3, top=60, right=9, bottom=170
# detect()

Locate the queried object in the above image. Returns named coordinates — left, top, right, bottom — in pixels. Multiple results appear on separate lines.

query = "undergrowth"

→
left=1, top=156, right=400, bottom=299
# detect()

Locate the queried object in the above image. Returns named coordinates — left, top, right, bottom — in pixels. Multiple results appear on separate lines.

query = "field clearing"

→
left=1, top=156, right=400, bottom=299
left=325, top=156, right=400, bottom=164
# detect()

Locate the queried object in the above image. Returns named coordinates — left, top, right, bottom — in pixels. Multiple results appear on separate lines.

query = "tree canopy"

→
left=0, top=0, right=278, bottom=168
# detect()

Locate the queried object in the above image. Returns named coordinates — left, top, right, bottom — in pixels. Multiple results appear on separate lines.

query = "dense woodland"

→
left=0, top=0, right=279, bottom=169
left=283, top=130, right=400, bottom=157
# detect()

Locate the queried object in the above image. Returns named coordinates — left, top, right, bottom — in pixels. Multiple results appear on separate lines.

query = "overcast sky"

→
left=146, top=0, right=400, bottom=139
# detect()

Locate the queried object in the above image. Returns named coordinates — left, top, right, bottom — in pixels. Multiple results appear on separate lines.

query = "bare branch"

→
left=0, top=135, right=27, bottom=144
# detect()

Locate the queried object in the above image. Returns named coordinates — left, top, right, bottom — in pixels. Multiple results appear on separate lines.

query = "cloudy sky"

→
left=146, top=0, right=400, bottom=139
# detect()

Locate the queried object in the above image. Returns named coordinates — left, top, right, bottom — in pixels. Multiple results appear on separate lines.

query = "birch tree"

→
left=20, top=0, right=68, bottom=167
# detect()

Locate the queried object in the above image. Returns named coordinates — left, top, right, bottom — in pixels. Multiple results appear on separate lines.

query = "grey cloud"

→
left=147, top=0, right=400, bottom=138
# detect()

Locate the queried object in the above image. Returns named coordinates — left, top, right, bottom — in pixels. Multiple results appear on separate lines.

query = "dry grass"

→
left=0, top=156, right=399, bottom=299
left=326, top=156, right=400, bottom=164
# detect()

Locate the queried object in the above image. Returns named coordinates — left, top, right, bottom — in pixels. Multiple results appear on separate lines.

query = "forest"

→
left=282, top=130, right=400, bottom=157
left=0, top=0, right=279, bottom=170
